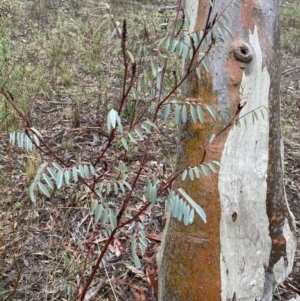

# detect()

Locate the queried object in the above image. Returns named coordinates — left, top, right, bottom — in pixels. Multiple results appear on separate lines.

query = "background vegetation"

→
left=0, top=0, right=299, bottom=300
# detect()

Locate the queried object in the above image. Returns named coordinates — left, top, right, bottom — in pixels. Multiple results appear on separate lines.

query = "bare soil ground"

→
left=0, top=0, right=299, bottom=301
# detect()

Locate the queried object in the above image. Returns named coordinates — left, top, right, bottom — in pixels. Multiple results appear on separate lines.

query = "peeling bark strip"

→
left=158, top=1, right=296, bottom=301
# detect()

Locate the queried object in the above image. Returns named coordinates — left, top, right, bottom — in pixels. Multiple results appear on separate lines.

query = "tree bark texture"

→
left=158, top=1, right=297, bottom=300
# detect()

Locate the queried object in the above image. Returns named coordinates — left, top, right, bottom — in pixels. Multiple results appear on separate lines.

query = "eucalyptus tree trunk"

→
left=158, top=0, right=297, bottom=300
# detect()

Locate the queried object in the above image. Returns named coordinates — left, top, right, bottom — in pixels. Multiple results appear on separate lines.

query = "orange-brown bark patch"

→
left=226, top=37, right=248, bottom=120
left=241, top=0, right=260, bottom=33
left=162, top=68, right=229, bottom=300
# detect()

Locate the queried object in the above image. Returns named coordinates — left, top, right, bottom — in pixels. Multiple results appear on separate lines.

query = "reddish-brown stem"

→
left=78, top=200, right=151, bottom=301
left=0, top=88, right=29, bottom=127
left=117, top=135, right=152, bottom=222
left=171, top=0, right=183, bottom=39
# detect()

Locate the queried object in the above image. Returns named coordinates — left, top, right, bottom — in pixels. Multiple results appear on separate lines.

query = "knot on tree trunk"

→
left=231, top=39, right=254, bottom=63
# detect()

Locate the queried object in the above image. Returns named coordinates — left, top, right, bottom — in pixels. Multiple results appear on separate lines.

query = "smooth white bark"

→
left=218, top=26, right=296, bottom=301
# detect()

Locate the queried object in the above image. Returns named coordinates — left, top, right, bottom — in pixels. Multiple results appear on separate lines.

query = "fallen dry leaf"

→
left=146, top=266, right=158, bottom=295
left=126, top=265, right=147, bottom=280
left=134, top=291, right=146, bottom=301
left=146, top=233, right=163, bottom=242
